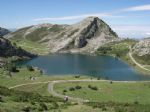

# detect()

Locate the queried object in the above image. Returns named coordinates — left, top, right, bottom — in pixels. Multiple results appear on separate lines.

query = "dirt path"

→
left=9, top=81, right=51, bottom=89
left=9, top=79, right=145, bottom=103
left=48, top=80, right=88, bottom=103
left=129, top=46, right=150, bottom=72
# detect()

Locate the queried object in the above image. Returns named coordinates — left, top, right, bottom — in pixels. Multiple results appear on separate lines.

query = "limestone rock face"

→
left=133, top=38, right=150, bottom=56
left=6, top=17, right=119, bottom=54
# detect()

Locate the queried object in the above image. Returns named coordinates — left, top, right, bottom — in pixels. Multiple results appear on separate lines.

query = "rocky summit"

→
left=6, top=17, right=119, bottom=54
left=133, top=38, right=150, bottom=56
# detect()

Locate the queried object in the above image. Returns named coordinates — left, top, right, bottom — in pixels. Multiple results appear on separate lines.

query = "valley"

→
left=0, top=16, right=150, bottom=112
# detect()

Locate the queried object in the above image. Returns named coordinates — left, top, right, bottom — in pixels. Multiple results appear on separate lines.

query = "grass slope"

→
left=96, top=39, right=150, bottom=74
left=0, top=86, right=73, bottom=112
left=54, top=81, right=150, bottom=104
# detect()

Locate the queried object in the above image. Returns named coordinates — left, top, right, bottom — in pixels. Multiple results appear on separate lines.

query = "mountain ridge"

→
left=6, top=16, right=120, bottom=54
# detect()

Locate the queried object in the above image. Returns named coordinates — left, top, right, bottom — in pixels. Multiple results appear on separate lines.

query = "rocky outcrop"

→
left=133, top=38, right=150, bottom=56
left=0, top=27, right=10, bottom=36
left=6, top=17, right=118, bottom=54
left=0, top=37, right=35, bottom=58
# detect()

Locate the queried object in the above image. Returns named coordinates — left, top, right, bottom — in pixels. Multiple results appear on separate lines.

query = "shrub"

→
left=30, top=101, right=35, bottom=105
left=110, top=81, right=113, bottom=84
left=26, top=65, right=34, bottom=71
left=88, top=85, right=98, bottom=91
left=97, top=46, right=112, bottom=54
left=51, top=102, right=59, bottom=109
left=102, top=107, right=107, bottom=111
left=39, top=102, right=48, bottom=111
left=40, top=70, right=43, bottom=74
left=134, top=101, right=139, bottom=105
left=0, top=96, right=3, bottom=102
left=22, top=106, right=31, bottom=112
left=69, top=87, right=75, bottom=91
left=75, top=85, right=82, bottom=89
left=88, top=85, right=91, bottom=88
left=91, top=86, right=98, bottom=91
left=4, top=62, right=18, bottom=73
left=97, top=77, right=101, bottom=80
left=63, top=90, right=67, bottom=92
left=74, top=75, right=80, bottom=78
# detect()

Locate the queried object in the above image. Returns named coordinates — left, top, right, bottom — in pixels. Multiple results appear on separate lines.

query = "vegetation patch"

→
left=133, top=54, right=150, bottom=65
left=85, top=101, right=150, bottom=112
left=25, top=27, right=49, bottom=42
left=0, top=86, right=74, bottom=112
left=54, top=81, right=150, bottom=104
left=97, top=39, right=134, bottom=58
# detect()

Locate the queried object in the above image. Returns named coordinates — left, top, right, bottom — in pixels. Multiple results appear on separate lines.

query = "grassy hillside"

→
left=0, top=62, right=150, bottom=111
left=96, top=39, right=136, bottom=58
left=0, top=86, right=73, bottom=112
left=133, top=54, right=150, bottom=65
left=54, top=81, right=150, bottom=104
left=10, top=39, right=49, bottom=55
left=96, top=39, right=150, bottom=74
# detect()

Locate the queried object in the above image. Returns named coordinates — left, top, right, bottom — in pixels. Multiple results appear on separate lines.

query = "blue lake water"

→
left=18, top=54, right=150, bottom=81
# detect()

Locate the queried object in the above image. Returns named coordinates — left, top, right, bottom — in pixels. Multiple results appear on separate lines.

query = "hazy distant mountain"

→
left=0, top=27, right=10, bottom=36
left=6, top=17, right=119, bottom=54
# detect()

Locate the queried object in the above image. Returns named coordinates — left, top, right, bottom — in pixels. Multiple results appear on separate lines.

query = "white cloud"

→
left=33, top=4, right=150, bottom=22
left=111, top=25, right=150, bottom=38
left=124, top=4, right=150, bottom=11
left=146, top=33, right=150, bottom=35
left=33, top=13, right=123, bottom=21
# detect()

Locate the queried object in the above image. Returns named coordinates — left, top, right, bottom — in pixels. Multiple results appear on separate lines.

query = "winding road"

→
left=9, top=79, right=143, bottom=103
left=8, top=46, right=150, bottom=103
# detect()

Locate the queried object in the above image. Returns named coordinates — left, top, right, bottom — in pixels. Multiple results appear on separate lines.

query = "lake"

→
left=18, top=54, right=150, bottom=81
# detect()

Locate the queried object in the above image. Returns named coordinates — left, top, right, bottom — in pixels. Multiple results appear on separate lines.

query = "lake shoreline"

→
left=17, top=53, right=150, bottom=81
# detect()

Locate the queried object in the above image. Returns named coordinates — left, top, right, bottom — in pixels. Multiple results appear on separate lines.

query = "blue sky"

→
left=1, top=0, right=150, bottom=38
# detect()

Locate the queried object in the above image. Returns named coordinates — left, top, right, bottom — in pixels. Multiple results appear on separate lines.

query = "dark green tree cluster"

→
left=26, top=65, right=34, bottom=71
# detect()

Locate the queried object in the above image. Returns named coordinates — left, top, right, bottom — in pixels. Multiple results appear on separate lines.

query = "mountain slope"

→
left=6, top=17, right=119, bottom=54
left=0, top=27, right=10, bottom=36
left=132, top=38, right=150, bottom=65
left=0, top=36, right=35, bottom=58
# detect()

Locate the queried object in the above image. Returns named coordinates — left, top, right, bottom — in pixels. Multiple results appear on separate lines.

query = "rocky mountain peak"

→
left=7, top=17, right=119, bottom=54
left=72, top=16, right=118, bottom=48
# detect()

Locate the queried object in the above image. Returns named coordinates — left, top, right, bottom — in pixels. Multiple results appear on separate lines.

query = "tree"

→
left=4, top=61, right=17, bottom=73
left=26, top=65, right=34, bottom=71
left=88, top=85, right=98, bottom=91
left=8, top=63, right=17, bottom=72
left=97, top=77, right=101, bottom=80
left=39, top=103, right=48, bottom=111
left=69, top=87, right=75, bottom=91
left=75, top=75, right=80, bottom=78
left=22, top=106, right=31, bottom=112
left=75, top=85, right=82, bottom=89
left=40, top=70, right=43, bottom=74
left=63, top=90, right=67, bottom=93
left=13, top=42, right=17, bottom=47
left=0, top=96, right=3, bottom=102
left=116, top=53, right=120, bottom=58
